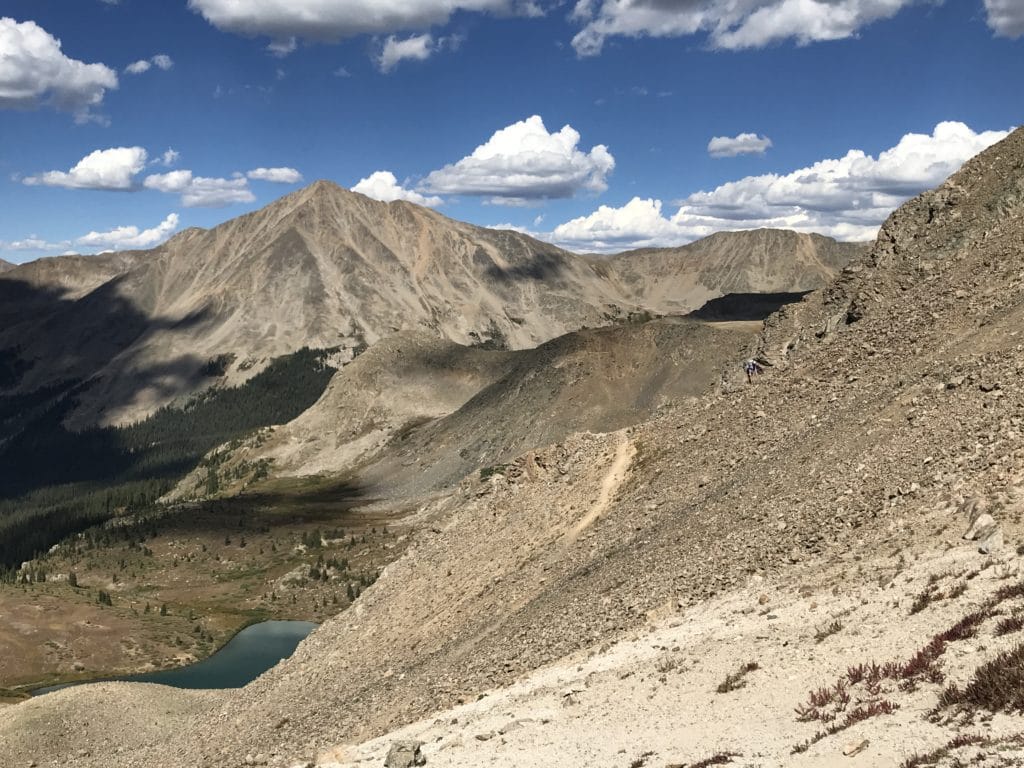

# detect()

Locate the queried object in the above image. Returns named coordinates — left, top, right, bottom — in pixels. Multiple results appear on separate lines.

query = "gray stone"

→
left=964, top=512, right=998, bottom=542
left=960, top=495, right=989, bottom=527
left=979, top=527, right=1004, bottom=555
left=384, top=740, right=426, bottom=768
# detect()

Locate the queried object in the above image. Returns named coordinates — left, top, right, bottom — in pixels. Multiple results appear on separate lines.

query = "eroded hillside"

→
left=191, top=316, right=762, bottom=500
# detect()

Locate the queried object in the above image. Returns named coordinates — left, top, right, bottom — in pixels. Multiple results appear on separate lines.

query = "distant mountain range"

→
left=0, top=181, right=863, bottom=429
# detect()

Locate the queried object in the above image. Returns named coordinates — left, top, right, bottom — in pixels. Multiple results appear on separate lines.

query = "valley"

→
left=0, top=310, right=768, bottom=695
left=0, top=476, right=401, bottom=695
left=0, top=196, right=850, bottom=700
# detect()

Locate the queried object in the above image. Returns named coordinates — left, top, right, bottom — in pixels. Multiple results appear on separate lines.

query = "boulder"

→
left=959, top=495, right=989, bottom=527
left=384, top=740, right=426, bottom=768
left=964, top=512, right=998, bottom=542
left=979, top=527, right=1004, bottom=555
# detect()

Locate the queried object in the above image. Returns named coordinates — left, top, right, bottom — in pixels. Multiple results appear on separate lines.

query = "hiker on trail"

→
left=743, top=358, right=764, bottom=384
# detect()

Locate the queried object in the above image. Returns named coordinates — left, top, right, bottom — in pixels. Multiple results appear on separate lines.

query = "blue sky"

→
left=1, top=0, right=1021, bottom=262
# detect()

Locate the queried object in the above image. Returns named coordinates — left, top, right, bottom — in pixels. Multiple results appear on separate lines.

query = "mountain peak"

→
left=276, top=177, right=400, bottom=217
left=304, top=178, right=347, bottom=196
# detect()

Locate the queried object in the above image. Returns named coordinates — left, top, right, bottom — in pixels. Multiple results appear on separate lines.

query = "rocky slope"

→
left=0, top=188, right=858, bottom=428
left=599, top=229, right=861, bottom=314
left=191, top=315, right=762, bottom=499
left=354, top=317, right=759, bottom=500
left=327, top=541, right=1024, bottom=768
left=0, top=258, right=14, bottom=273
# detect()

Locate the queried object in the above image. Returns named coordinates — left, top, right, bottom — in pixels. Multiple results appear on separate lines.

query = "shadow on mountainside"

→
left=232, top=477, right=370, bottom=510
left=0, top=344, right=338, bottom=569
left=123, top=477, right=373, bottom=539
left=483, top=250, right=572, bottom=283
left=686, top=291, right=813, bottom=322
left=0, top=274, right=213, bottom=431
left=0, top=276, right=339, bottom=568
left=356, top=317, right=759, bottom=501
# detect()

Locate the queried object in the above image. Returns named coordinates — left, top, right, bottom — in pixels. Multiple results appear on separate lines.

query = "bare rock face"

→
left=0, top=258, right=14, bottom=273
left=383, top=740, right=426, bottom=768
left=978, top=528, right=1004, bottom=555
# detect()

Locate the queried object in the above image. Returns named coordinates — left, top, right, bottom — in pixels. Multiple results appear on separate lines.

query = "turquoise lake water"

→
left=33, top=620, right=317, bottom=695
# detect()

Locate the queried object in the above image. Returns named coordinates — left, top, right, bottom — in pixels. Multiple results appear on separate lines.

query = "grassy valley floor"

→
left=0, top=476, right=409, bottom=695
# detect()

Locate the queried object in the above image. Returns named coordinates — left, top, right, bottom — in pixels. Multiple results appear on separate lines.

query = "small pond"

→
left=33, top=620, right=317, bottom=695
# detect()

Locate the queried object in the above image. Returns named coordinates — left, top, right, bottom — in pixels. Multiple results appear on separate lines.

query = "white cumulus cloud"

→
left=22, top=147, right=274, bottom=207
left=421, top=115, right=614, bottom=204
left=708, top=132, right=773, bottom=158
left=486, top=222, right=535, bottom=234
left=125, top=54, right=174, bottom=74
left=985, top=0, right=1024, bottom=37
left=352, top=170, right=443, bottom=207
left=178, top=177, right=255, bottom=208
left=247, top=167, right=303, bottom=183
left=76, top=213, right=180, bottom=250
left=24, top=147, right=148, bottom=190
left=570, top=0, right=924, bottom=56
left=549, top=121, right=1010, bottom=252
left=143, top=170, right=194, bottom=193
left=378, top=33, right=435, bottom=72
left=267, top=37, right=298, bottom=56
left=551, top=197, right=705, bottom=251
left=3, top=236, right=71, bottom=252
left=144, top=170, right=256, bottom=207
left=0, top=17, right=118, bottom=122
left=188, top=0, right=541, bottom=50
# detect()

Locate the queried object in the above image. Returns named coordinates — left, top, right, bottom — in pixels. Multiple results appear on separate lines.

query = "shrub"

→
left=716, top=661, right=759, bottom=693
left=690, top=753, right=741, bottom=768
left=814, top=619, right=843, bottom=643
left=994, top=614, right=1024, bottom=637
left=938, top=643, right=1024, bottom=715
left=910, top=584, right=942, bottom=615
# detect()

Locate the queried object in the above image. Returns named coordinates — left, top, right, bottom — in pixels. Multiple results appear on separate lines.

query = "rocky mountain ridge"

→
left=0, top=184, right=861, bottom=429
left=599, top=228, right=854, bottom=313
left=183, top=316, right=761, bottom=500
